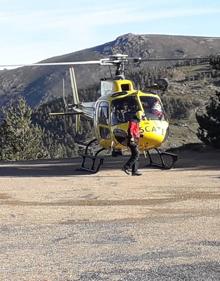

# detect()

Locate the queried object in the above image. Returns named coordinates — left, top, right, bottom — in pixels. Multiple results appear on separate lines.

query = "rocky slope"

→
left=1, top=33, right=220, bottom=107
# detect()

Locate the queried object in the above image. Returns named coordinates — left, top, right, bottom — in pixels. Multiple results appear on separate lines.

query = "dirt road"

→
left=0, top=150, right=219, bottom=280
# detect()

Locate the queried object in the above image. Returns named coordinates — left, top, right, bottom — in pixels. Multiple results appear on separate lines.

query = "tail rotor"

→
left=69, top=67, right=81, bottom=134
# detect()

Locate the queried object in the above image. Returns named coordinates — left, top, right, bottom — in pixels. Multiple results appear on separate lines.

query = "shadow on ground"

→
left=77, top=261, right=220, bottom=281
left=0, top=145, right=219, bottom=177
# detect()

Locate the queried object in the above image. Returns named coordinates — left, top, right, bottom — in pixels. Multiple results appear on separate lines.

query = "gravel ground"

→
left=0, top=150, right=219, bottom=280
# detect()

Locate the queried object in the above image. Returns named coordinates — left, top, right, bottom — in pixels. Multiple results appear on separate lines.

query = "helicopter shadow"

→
left=0, top=158, right=86, bottom=178
left=0, top=148, right=219, bottom=178
left=0, top=156, right=130, bottom=178
left=169, top=146, right=220, bottom=171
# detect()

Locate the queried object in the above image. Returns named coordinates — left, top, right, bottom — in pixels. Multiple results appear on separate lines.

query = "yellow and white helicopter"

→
left=50, top=54, right=177, bottom=172
left=1, top=53, right=211, bottom=172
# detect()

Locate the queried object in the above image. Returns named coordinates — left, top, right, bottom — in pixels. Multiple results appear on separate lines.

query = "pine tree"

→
left=196, top=91, right=220, bottom=148
left=0, top=97, right=49, bottom=160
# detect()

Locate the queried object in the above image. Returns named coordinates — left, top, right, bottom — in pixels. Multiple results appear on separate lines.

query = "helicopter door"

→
left=96, top=101, right=112, bottom=146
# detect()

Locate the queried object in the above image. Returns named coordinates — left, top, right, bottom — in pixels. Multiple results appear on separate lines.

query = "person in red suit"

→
left=122, top=113, right=142, bottom=176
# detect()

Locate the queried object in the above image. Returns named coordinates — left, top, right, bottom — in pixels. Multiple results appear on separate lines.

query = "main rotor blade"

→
left=0, top=60, right=102, bottom=68
left=137, top=57, right=210, bottom=62
left=0, top=56, right=211, bottom=69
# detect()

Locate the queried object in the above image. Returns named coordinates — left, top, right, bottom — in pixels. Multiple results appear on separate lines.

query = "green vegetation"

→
left=32, top=97, right=93, bottom=159
left=0, top=98, right=48, bottom=160
left=161, top=96, right=192, bottom=120
left=196, top=91, right=220, bottom=148
left=0, top=97, right=93, bottom=161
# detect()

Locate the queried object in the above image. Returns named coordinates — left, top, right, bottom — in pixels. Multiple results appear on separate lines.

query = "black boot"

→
left=122, top=166, right=130, bottom=175
left=132, top=171, right=142, bottom=176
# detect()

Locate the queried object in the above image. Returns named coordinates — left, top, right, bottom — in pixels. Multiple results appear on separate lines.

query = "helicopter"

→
left=1, top=53, right=214, bottom=173
left=49, top=54, right=183, bottom=172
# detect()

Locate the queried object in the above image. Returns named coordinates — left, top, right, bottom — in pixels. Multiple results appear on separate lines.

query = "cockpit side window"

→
left=111, top=96, right=140, bottom=125
left=98, top=101, right=109, bottom=125
left=140, top=96, right=166, bottom=120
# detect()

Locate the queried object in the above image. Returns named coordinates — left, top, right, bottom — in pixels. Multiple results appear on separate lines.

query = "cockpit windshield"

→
left=140, top=96, right=166, bottom=120
left=111, top=96, right=140, bottom=125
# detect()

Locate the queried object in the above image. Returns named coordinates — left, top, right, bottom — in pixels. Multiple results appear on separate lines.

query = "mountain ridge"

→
left=0, top=33, right=220, bottom=107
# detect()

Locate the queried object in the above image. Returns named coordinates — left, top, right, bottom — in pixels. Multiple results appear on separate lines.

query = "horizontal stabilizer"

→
left=49, top=110, right=83, bottom=116
left=49, top=102, right=94, bottom=119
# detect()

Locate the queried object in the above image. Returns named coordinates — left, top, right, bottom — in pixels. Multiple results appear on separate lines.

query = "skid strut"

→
left=144, top=148, right=178, bottom=169
left=80, top=139, right=105, bottom=173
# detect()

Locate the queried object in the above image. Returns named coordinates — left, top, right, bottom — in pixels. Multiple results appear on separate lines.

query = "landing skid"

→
left=144, top=148, right=178, bottom=169
left=79, top=139, right=105, bottom=173
left=79, top=141, right=177, bottom=173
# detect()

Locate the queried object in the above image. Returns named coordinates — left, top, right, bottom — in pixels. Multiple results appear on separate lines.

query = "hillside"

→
left=1, top=33, right=220, bottom=107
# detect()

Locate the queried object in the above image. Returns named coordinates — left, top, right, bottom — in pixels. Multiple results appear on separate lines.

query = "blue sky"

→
left=0, top=0, right=220, bottom=64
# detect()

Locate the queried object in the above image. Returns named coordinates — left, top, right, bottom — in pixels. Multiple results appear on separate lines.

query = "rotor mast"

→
left=100, top=54, right=128, bottom=79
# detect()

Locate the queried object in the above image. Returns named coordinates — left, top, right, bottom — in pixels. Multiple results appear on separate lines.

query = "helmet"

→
left=135, top=110, right=143, bottom=121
